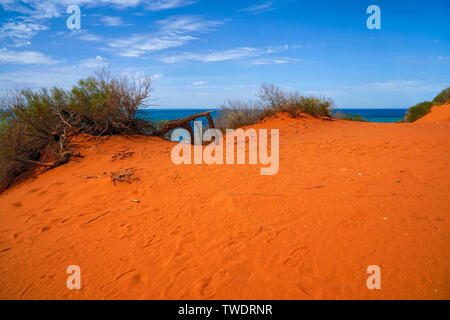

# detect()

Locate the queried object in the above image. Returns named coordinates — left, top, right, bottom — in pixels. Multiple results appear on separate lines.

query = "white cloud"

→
left=239, top=1, right=275, bottom=14
left=0, top=0, right=62, bottom=19
left=401, top=56, right=450, bottom=64
left=151, top=73, right=163, bottom=80
left=0, top=0, right=197, bottom=18
left=265, top=44, right=289, bottom=53
left=156, top=15, right=222, bottom=33
left=68, top=30, right=103, bottom=42
left=343, top=80, right=450, bottom=93
left=249, top=57, right=302, bottom=65
left=158, top=47, right=263, bottom=63
left=157, top=46, right=291, bottom=64
left=100, top=16, right=130, bottom=27
left=146, top=0, right=197, bottom=11
left=107, top=15, right=222, bottom=57
left=192, top=81, right=207, bottom=86
left=0, top=48, right=61, bottom=65
left=0, top=19, right=48, bottom=47
left=109, top=34, right=195, bottom=57
left=436, top=56, right=450, bottom=61
left=79, top=55, right=108, bottom=68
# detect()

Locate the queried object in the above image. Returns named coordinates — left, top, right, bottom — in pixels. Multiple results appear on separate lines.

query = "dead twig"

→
left=304, top=185, right=326, bottom=190
left=83, top=211, right=111, bottom=225
left=111, top=150, right=135, bottom=161
left=149, top=179, right=158, bottom=188
left=110, top=167, right=140, bottom=185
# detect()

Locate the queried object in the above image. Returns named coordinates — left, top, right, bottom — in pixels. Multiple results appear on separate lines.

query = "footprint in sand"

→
left=0, top=247, right=12, bottom=253
left=281, top=246, right=325, bottom=298
left=199, top=276, right=217, bottom=298
left=131, top=273, right=149, bottom=284
left=282, top=246, right=310, bottom=269
left=295, top=275, right=324, bottom=299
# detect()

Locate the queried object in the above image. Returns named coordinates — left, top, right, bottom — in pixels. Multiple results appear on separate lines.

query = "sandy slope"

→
left=416, top=103, right=450, bottom=123
left=0, top=108, right=449, bottom=300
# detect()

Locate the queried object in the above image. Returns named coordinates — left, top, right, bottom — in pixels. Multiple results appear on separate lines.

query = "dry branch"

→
left=110, top=167, right=140, bottom=185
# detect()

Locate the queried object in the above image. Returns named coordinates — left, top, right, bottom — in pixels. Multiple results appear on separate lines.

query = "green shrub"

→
left=0, top=69, right=154, bottom=192
left=403, top=87, right=450, bottom=123
left=216, top=100, right=263, bottom=131
left=334, top=111, right=368, bottom=122
left=403, top=101, right=434, bottom=122
left=432, top=87, right=450, bottom=105
left=69, top=69, right=154, bottom=135
left=216, top=84, right=334, bottom=132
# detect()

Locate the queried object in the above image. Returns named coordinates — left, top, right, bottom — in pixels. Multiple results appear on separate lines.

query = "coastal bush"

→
left=69, top=70, right=155, bottom=135
left=216, top=100, right=263, bottom=130
left=432, top=87, right=450, bottom=105
left=403, top=101, right=434, bottom=122
left=0, top=70, right=154, bottom=192
left=216, top=84, right=334, bottom=132
left=334, top=111, right=368, bottom=122
left=403, top=87, right=450, bottom=123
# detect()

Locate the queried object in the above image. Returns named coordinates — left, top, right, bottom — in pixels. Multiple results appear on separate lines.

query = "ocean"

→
left=136, top=108, right=408, bottom=124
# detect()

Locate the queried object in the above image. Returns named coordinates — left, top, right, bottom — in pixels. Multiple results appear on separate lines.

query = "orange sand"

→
left=416, top=103, right=450, bottom=123
left=0, top=106, right=449, bottom=300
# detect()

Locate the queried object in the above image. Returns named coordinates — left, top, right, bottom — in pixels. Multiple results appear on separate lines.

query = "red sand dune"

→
left=0, top=106, right=449, bottom=300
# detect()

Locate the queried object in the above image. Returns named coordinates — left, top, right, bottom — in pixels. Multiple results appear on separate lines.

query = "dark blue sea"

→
left=137, top=108, right=407, bottom=123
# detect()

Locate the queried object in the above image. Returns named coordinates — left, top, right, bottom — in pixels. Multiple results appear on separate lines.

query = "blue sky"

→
left=0, top=0, right=449, bottom=108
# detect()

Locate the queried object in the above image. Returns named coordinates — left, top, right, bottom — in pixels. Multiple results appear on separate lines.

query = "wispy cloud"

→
left=239, top=1, right=276, bottom=14
left=436, top=56, right=450, bottom=61
left=249, top=57, right=302, bottom=66
left=343, top=80, right=450, bottom=93
left=151, top=73, right=163, bottom=80
left=0, top=19, right=48, bottom=47
left=0, top=0, right=62, bottom=19
left=192, top=81, right=207, bottom=86
left=157, top=47, right=263, bottom=63
left=156, top=15, right=223, bottom=33
left=146, top=0, right=197, bottom=11
left=0, top=0, right=197, bottom=18
left=0, top=48, right=61, bottom=65
left=109, top=34, right=195, bottom=57
left=107, top=15, right=223, bottom=57
left=79, top=55, right=109, bottom=68
left=157, top=45, right=290, bottom=64
left=65, top=30, right=103, bottom=42
left=100, top=16, right=130, bottom=27
left=401, top=56, right=450, bottom=64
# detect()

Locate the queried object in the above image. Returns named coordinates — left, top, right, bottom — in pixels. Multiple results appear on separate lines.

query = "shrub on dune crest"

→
left=0, top=69, right=154, bottom=192
left=216, top=100, right=263, bottom=130
left=334, top=111, right=368, bottom=122
left=432, top=87, right=450, bottom=105
left=403, top=101, right=434, bottom=122
left=403, top=87, right=450, bottom=122
left=69, top=70, right=154, bottom=135
left=216, top=84, right=335, bottom=132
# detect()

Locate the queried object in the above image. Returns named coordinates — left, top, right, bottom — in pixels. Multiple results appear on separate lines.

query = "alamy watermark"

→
left=366, top=265, right=381, bottom=290
left=66, top=5, right=81, bottom=30
left=170, top=121, right=279, bottom=176
left=366, top=5, right=381, bottom=30
left=66, top=265, right=81, bottom=290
